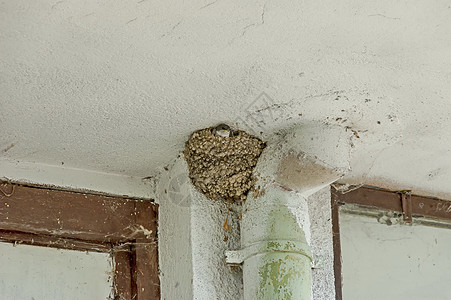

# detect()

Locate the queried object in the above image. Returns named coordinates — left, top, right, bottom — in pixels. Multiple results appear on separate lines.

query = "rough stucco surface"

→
left=190, top=188, right=243, bottom=300
left=2, top=0, right=451, bottom=200
left=157, top=159, right=194, bottom=300
left=307, top=187, right=335, bottom=300
left=157, top=157, right=242, bottom=300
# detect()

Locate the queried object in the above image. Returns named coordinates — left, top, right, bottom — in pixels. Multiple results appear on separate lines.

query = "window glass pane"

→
left=340, top=212, right=451, bottom=300
left=0, top=242, right=113, bottom=300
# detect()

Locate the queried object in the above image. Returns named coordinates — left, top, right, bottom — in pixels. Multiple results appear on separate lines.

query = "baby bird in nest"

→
left=211, top=124, right=238, bottom=138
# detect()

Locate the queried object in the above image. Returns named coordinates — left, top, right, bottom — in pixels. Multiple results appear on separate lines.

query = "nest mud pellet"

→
left=184, top=126, right=266, bottom=202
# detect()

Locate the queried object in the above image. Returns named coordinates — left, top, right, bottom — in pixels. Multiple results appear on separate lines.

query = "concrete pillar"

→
left=157, top=157, right=242, bottom=300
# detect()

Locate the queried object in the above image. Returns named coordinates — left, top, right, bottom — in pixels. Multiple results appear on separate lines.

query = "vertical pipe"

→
left=240, top=188, right=312, bottom=300
left=226, top=125, right=352, bottom=300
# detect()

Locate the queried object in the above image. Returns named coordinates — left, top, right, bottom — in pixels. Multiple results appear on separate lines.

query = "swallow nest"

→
left=184, top=127, right=266, bottom=202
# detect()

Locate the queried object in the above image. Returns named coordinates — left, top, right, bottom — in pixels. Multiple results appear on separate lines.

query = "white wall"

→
left=340, top=212, right=451, bottom=300
left=0, top=242, right=113, bottom=300
left=0, top=159, right=154, bottom=199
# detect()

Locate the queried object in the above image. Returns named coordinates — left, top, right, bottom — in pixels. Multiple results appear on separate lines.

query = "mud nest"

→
left=184, top=126, right=266, bottom=202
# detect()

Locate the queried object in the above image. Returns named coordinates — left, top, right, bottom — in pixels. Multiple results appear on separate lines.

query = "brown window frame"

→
left=0, top=181, right=159, bottom=300
left=331, top=185, right=451, bottom=300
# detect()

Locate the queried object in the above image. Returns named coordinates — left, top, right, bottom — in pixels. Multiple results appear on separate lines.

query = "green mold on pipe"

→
left=255, top=206, right=312, bottom=300
left=227, top=192, right=313, bottom=300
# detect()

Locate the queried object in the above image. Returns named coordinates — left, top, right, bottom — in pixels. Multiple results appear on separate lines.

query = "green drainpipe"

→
left=226, top=188, right=312, bottom=300
left=225, top=124, right=351, bottom=299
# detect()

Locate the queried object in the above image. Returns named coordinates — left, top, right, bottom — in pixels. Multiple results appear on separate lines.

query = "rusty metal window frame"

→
left=0, top=182, right=159, bottom=300
left=331, top=185, right=451, bottom=300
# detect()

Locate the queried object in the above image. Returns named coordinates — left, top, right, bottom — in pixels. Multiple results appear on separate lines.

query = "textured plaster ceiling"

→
left=1, top=0, right=451, bottom=198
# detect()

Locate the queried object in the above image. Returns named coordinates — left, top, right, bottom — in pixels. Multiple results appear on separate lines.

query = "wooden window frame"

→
left=331, top=185, right=451, bottom=300
left=0, top=181, right=159, bottom=300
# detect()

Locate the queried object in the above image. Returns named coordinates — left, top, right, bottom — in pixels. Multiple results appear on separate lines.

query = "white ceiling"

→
left=1, top=0, right=451, bottom=198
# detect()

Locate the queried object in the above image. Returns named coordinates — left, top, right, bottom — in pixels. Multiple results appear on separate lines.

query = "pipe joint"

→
left=225, top=239, right=312, bottom=265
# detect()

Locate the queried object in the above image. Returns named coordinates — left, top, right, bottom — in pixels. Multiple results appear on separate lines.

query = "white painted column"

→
left=157, top=157, right=242, bottom=300
left=156, top=159, right=194, bottom=300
